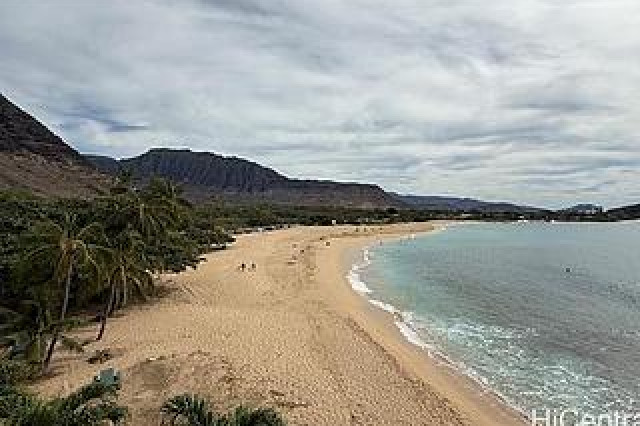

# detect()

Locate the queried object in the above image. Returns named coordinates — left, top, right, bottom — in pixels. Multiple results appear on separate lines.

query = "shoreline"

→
left=34, top=222, right=526, bottom=425
left=323, top=223, right=527, bottom=426
left=334, top=223, right=529, bottom=425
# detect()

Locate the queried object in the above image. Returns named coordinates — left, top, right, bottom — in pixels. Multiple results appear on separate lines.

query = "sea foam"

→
left=347, top=246, right=433, bottom=352
left=345, top=238, right=534, bottom=421
left=347, top=248, right=373, bottom=294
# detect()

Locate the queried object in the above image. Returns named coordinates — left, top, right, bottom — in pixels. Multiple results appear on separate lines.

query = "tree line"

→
left=0, top=177, right=234, bottom=374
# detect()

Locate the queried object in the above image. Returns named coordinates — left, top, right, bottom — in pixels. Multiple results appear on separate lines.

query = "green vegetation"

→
left=0, top=356, right=39, bottom=387
left=0, top=376, right=284, bottom=426
left=162, top=394, right=285, bottom=426
left=0, top=177, right=230, bottom=373
left=0, top=177, right=290, bottom=424
left=0, top=381, right=127, bottom=425
left=195, top=200, right=610, bottom=229
left=195, top=201, right=437, bottom=230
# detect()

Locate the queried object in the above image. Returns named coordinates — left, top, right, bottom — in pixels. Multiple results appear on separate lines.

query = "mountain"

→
left=395, top=194, right=547, bottom=213
left=606, top=203, right=640, bottom=221
left=86, top=149, right=550, bottom=211
left=86, top=149, right=399, bottom=208
left=0, top=91, right=553, bottom=212
left=0, top=93, right=110, bottom=197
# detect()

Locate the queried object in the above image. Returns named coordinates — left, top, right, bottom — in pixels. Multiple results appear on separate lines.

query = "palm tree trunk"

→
left=60, top=258, right=73, bottom=321
left=44, top=258, right=73, bottom=371
left=97, top=281, right=116, bottom=341
left=121, top=265, right=128, bottom=307
left=43, top=334, right=58, bottom=371
left=111, top=284, right=120, bottom=315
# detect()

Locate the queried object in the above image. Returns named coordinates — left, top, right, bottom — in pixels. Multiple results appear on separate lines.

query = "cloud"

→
left=0, top=0, right=638, bottom=207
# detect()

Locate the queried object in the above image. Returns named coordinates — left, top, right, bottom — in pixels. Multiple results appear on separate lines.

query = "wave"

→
left=347, top=247, right=373, bottom=294
left=346, top=243, right=532, bottom=421
left=347, top=223, right=640, bottom=421
left=347, top=247, right=445, bottom=355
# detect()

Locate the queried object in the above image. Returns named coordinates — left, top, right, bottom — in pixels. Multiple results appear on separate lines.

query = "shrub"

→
left=161, top=393, right=286, bottom=426
left=0, top=356, right=39, bottom=386
left=0, top=381, right=127, bottom=425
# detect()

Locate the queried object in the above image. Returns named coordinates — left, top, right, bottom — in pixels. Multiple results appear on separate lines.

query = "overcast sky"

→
left=0, top=0, right=638, bottom=208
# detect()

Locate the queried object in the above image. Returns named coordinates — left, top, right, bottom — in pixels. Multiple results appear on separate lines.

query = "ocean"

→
left=349, top=221, right=640, bottom=422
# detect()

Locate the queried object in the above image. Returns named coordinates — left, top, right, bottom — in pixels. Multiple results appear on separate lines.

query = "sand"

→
left=35, top=223, right=526, bottom=425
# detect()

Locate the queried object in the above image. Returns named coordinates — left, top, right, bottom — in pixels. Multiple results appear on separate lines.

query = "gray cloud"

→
left=0, top=0, right=638, bottom=208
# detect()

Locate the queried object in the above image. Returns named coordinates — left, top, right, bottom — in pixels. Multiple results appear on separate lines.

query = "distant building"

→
left=563, top=204, right=604, bottom=215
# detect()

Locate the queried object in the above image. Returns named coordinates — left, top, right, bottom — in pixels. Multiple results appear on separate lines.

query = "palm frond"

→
left=225, top=405, right=286, bottom=426
left=0, top=381, right=127, bottom=425
left=161, top=394, right=218, bottom=426
left=160, top=395, right=286, bottom=426
left=60, top=382, right=119, bottom=411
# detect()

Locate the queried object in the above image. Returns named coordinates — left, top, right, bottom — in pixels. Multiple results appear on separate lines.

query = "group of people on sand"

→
left=239, top=262, right=257, bottom=272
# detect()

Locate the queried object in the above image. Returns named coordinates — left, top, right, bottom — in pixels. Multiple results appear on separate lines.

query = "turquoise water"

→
left=354, top=222, right=640, bottom=419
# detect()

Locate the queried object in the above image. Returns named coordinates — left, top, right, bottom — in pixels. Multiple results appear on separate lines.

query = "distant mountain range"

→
left=85, top=149, right=398, bottom=208
left=85, top=150, right=557, bottom=212
left=1, top=92, right=637, bottom=217
left=606, top=203, right=640, bottom=221
left=396, top=194, right=547, bottom=214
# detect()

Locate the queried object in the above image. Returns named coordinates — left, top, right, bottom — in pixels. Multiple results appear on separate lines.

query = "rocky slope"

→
left=0, top=93, right=110, bottom=197
left=2, top=91, right=563, bottom=212
left=86, top=149, right=399, bottom=208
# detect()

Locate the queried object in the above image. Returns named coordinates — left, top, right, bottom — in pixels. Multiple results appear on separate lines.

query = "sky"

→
left=0, top=0, right=638, bottom=208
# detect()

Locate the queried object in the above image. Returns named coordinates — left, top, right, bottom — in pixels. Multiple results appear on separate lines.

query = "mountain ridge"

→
left=0, top=93, right=111, bottom=197
left=4, top=91, right=633, bottom=216
left=606, top=203, right=640, bottom=221
left=395, top=194, right=548, bottom=214
left=86, top=149, right=558, bottom=213
left=86, top=148, right=398, bottom=208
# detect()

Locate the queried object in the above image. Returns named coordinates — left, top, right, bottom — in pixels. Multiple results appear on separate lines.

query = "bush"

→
left=0, top=381, right=127, bottom=425
left=162, top=393, right=286, bottom=426
left=0, top=356, right=39, bottom=386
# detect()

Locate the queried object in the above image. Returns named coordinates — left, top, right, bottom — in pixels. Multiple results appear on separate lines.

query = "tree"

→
left=110, top=178, right=181, bottom=241
left=96, top=230, right=153, bottom=341
left=95, top=178, right=193, bottom=341
left=22, top=214, right=104, bottom=370
left=0, top=296, right=85, bottom=370
left=0, top=298, right=52, bottom=364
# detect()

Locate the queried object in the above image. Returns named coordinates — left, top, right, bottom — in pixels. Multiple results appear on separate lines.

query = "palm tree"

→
left=0, top=296, right=85, bottom=371
left=161, top=394, right=285, bottom=426
left=96, top=178, right=192, bottom=340
left=0, top=381, right=127, bottom=425
left=114, top=181, right=180, bottom=240
left=95, top=178, right=197, bottom=340
left=223, top=406, right=286, bottom=426
left=23, top=214, right=104, bottom=370
left=143, top=177, right=185, bottom=214
left=162, top=394, right=218, bottom=426
left=0, top=299, right=51, bottom=364
left=96, top=230, right=153, bottom=341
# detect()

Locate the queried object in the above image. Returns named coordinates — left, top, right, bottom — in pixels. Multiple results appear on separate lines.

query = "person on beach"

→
left=251, top=263, right=256, bottom=271
left=240, top=263, right=246, bottom=272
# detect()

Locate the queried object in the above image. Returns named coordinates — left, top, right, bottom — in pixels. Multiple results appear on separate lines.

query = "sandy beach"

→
left=35, top=223, right=526, bottom=425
